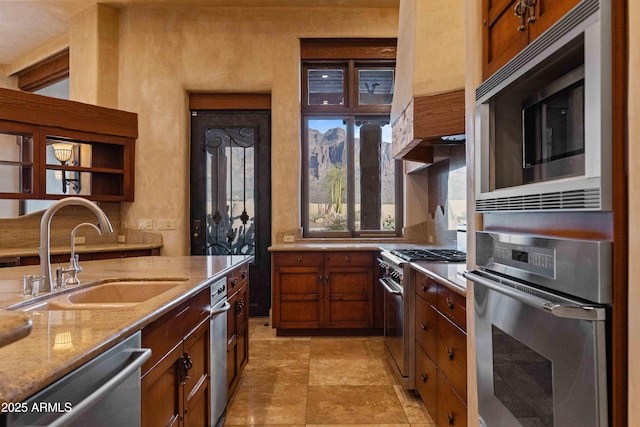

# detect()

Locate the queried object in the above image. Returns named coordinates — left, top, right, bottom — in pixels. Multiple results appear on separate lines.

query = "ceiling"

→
left=0, top=0, right=399, bottom=67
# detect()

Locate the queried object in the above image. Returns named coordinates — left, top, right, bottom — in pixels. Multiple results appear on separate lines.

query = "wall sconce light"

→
left=52, top=143, right=80, bottom=194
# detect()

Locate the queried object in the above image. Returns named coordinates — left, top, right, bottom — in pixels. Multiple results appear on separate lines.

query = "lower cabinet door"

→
left=141, top=344, right=183, bottom=427
left=415, top=343, right=438, bottom=420
left=437, top=371, right=468, bottom=427
left=183, top=318, right=211, bottom=426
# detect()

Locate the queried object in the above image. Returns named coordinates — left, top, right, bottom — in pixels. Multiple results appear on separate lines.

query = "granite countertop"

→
left=0, top=255, right=251, bottom=404
left=0, top=242, right=163, bottom=258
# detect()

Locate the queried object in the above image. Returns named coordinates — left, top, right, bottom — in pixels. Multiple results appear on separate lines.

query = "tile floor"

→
left=225, top=318, right=436, bottom=426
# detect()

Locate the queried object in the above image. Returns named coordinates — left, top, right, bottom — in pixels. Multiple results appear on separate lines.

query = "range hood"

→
left=392, top=89, right=465, bottom=164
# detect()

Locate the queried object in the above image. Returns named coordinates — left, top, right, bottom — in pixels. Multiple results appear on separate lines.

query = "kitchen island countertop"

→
left=0, top=255, right=251, bottom=404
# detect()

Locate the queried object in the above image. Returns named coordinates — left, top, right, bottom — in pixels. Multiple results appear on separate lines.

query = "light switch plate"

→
left=157, top=219, right=177, bottom=230
left=138, top=219, right=153, bottom=230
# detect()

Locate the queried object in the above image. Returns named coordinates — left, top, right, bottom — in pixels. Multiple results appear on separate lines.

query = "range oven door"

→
left=380, top=277, right=407, bottom=377
left=465, top=270, right=608, bottom=427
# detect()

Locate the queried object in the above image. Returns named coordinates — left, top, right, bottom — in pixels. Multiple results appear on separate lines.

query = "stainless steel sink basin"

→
left=19, top=279, right=188, bottom=311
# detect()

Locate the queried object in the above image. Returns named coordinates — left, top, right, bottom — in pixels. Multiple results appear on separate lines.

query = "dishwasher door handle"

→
left=210, top=301, right=231, bottom=315
left=48, top=347, right=152, bottom=427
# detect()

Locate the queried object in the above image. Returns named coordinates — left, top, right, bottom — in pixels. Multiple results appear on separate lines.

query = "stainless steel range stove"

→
left=378, top=247, right=466, bottom=389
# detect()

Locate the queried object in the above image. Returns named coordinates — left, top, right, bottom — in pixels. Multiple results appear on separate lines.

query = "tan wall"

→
left=114, top=6, right=398, bottom=255
left=628, top=0, right=639, bottom=422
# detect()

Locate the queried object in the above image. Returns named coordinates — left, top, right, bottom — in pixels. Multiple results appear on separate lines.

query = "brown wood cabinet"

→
left=482, top=0, right=581, bottom=79
left=0, top=88, right=136, bottom=201
left=141, top=287, right=210, bottom=427
left=412, top=267, right=467, bottom=427
left=227, top=262, right=249, bottom=399
left=272, top=250, right=376, bottom=332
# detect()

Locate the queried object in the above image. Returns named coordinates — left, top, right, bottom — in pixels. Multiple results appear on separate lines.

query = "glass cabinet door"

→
left=0, top=122, right=36, bottom=197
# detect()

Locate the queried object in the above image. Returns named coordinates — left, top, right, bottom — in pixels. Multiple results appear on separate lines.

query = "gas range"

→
left=390, top=248, right=466, bottom=263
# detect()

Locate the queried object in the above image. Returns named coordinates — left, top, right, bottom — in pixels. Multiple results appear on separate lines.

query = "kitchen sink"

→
left=18, top=279, right=188, bottom=311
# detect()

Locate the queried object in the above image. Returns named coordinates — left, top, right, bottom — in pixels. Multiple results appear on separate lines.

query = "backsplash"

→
left=0, top=202, right=122, bottom=249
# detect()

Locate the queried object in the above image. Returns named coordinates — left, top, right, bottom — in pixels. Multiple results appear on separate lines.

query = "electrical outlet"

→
left=73, top=236, right=86, bottom=245
left=283, top=234, right=295, bottom=243
left=137, top=219, right=153, bottom=230
left=121, top=221, right=128, bottom=228
left=117, top=235, right=126, bottom=243
left=157, top=219, right=177, bottom=230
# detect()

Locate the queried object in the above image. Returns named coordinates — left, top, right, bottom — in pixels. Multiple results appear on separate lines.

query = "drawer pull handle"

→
left=295, top=256, right=303, bottom=263
left=446, top=297, right=454, bottom=311
left=421, top=373, right=428, bottom=383
left=446, top=346, right=455, bottom=361
left=344, top=255, right=351, bottom=262
left=420, top=321, right=427, bottom=332
left=446, top=410, right=455, bottom=426
left=241, top=271, right=247, bottom=279
left=421, top=284, right=427, bottom=292
left=232, top=278, right=238, bottom=288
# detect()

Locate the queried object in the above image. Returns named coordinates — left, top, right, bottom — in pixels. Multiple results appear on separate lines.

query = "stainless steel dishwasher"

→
left=2, top=331, right=151, bottom=427
left=210, top=277, right=230, bottom=427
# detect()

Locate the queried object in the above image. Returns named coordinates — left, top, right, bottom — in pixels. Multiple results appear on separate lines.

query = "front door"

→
left=190, top=110, right=271, bottom=317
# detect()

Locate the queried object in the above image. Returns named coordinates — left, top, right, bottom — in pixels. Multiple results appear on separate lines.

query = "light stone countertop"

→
left=0, top=255, right=251, bottom=405
left=0, top=242, right=163, bottom=258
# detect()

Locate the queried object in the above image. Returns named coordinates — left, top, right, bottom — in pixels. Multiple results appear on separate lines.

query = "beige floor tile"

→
left=309, top=336, right=387, bottom=359
left=306, top=385, right=409, bottom=424
left=250, top=339, right=311, bottom=360
left=308, top=358, right=394, bottom=386
left=225, top=383, right=308, bottom=425
left=393, top=386, right=436, bottom=425
left=241, top=359, right=309, bottom=386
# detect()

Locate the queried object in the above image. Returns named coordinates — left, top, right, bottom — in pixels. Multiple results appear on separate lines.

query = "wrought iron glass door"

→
left=191, top=110, right=271, bottom=316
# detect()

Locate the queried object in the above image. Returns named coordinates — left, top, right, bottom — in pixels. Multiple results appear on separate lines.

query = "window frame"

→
left=300, top=39, right=401, bottom=238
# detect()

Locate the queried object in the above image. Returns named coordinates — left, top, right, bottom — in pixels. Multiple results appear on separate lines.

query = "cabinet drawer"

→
left=437, top=370, right=467, bottom=427
left=142, top=287, right=210, bottom=373
left=437, top=285, right=466, bottom=330
left=415, top=294, right=438, bottom=362
left=415, top=343, right=437, bottom=419
left=228, top=263, right=249, bottom=292
left=414, top=270, right=438, bottom=307
left=437, top=315, right=467, bottom=403
left=324, top=251, right=372, bottom=267
left=274, top=252, right=323, bottom=267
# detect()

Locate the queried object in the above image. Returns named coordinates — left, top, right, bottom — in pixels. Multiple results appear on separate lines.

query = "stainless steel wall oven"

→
left=465, top=232, right=611, bottom=427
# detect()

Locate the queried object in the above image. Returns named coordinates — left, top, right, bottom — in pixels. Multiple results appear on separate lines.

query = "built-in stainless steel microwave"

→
left=475, top=0, right=611, bottom=212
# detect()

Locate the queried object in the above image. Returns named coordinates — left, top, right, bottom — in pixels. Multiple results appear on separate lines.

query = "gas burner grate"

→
left=391, top=248, right=466, bottom=263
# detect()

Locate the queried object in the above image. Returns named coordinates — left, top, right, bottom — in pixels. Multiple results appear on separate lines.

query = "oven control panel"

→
left=493, top=242, right=556, bottom=279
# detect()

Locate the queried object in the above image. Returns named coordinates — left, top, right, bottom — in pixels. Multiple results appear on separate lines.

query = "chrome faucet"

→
left=38, top=197, right=113, bottom=292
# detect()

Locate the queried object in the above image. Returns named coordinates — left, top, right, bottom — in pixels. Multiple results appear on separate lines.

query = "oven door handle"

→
left=379, top=278, right=402, bottom=295
left=464, top=270, right=606, bottom=321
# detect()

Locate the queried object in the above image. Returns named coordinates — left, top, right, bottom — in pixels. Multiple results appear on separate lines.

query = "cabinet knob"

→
left=421, top=284, right=427, bottom=292
left=344, top=255, right=351, bottom=262
left=446, top=410, right=455, bottom=426
left=421, top=373, right=428, bottom=383
left=446, top=346, right=455, bottom=361
left=241, top=271, right=247, bottom=279
left=193, top=233, right=200, bottom=239
left=232, top=278, right=238, bottom=288
left=295, top=255, right=303, bottom=263
left=420, top=321, right=427, bottom=332
left=446, top=297, right=454, bottom=311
